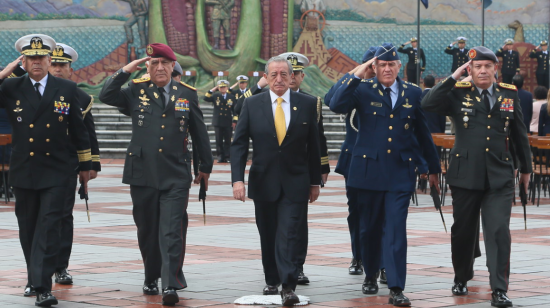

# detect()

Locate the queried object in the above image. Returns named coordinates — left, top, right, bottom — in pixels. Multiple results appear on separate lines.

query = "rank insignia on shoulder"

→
left=498, top=83, right=517, bottom=91
left=132, top=77, right=150, bottom=84
left=455, top=81, right=472, bottom=88
left=179, top=81, right=196, bottom=91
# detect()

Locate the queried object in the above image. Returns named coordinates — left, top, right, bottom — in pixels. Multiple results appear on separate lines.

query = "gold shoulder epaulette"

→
left=132, top=77, right=150, bottom=84
left=455, top=81, right=472, bottom=88
left=179, top=81, right=196, bottom=91
left=498, top=83, right=517, bottom=91
left=405, top=81, right=420, bottom=88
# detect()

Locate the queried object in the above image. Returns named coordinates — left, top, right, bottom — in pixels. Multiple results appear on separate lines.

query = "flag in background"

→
left=483, top=0, right=493, bottom=9
left=421, top=0, right=428, bottom=9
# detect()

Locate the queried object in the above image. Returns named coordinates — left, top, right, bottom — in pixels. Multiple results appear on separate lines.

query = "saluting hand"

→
left=452, top=60, right=471, bottom=80
left=233, top=181, right=246, bottom=202
left=257, top=76, right=268, bottom=88
left=451, top=41, right=457, bottom=46
left=354, top=57, right=376, bottom=79
left=122, top=57, right=151, bottom=74
left=0, top=55, right=23, bottom=79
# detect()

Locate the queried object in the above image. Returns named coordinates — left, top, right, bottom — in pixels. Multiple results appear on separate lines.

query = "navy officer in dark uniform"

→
left=203, top=79, right=236, bottom=163
left=445, top=37, right=469, bottom=77
left=397, top=37, right=425, bottom=85
left=99, top=43, right=213, bottom=306
left=330, top=43, right=441, bottom=306
left=422, top=46, right=532, bottom=308
left=48, top=43, right=101, bottom=286
left=529, top=40, right=549, bottom=87
left=495, top=39, right=520, bottom=84
left=0, top=34, right=92, bottom=307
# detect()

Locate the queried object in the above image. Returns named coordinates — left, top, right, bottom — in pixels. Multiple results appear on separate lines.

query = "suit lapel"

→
left=286, top=91, right=301, bottom=135
left=260, top=92, right=276, bottom=136
left=22, top=76, right=40, bottom=110
left=33, top=74, right=58, bottom=122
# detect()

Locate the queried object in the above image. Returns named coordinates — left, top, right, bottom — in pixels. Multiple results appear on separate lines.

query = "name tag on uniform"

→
left=370, top=102, right=383, bottom=107
left=460, top=108, right=475, bottom=115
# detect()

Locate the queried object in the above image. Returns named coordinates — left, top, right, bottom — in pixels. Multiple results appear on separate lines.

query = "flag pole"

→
left=482, top=0, right=485, bottom=46
left=417, top=0, right=421, bottom=85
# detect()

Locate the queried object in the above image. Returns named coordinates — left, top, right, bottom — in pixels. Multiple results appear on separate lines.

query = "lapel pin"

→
left=154, top=92, right=159, bottom=99
left=173, top=86, right=177, bottom=90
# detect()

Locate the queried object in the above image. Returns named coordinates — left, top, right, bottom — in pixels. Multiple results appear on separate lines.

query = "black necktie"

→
left=385, top=87, right=393, bottom=107
left=482, top=89, right=491, bottom=111
left=34, top=82, right=42, bottom=100
left=158, top=87, right=166, bottom=107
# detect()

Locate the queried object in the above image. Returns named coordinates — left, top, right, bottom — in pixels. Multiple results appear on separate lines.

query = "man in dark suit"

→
left=47, top=43, right=101, bottom=286
left=512, top=74, right=533, bottom=130
left=330, top=43, right=441, bottom=306
left=99, top=43, right=213, bottom=306
left=203, top=80, right=236, bottom=162
left=398, top=37, right=425, bottom=85
left=422, top=46, right=532, bottom=308
left=0, top=34, right=92, bottom=307
left=529, top=40, right=549, bottom=87
left=231, top=56, right=321, bottom=306
left=495, top=39, right=520, bottom=84
left=445, top=37, right=469, bottom=76
left=420, top=75, right=446, bottom=134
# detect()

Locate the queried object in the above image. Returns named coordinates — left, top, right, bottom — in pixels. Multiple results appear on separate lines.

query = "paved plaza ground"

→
left=0, top=161, right=549, bottom=308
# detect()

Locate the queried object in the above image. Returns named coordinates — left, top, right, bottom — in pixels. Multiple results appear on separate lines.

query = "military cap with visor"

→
left=279, top=52, right=309, bottom=72
left=468, top=46, right=499, bottom=63
left=51, top=43, right=78, bottom=63
left=15, top=34, right=56, bottom=56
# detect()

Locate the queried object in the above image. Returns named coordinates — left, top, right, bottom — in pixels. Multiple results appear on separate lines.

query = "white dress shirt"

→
left=29, top=74, right=48, bottom=97
left=269, top=88, right=291, bottom=129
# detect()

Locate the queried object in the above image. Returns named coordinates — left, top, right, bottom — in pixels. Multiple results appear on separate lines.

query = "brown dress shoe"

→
left=280, top=288, right=300, bottom=306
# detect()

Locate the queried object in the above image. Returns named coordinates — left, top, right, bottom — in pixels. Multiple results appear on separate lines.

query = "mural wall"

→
left=0, top=0, right=548, bottom=96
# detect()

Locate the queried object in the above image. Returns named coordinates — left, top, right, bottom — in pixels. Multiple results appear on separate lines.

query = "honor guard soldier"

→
left=48, top=43, right=101, bottom=286
left=330, top=43, right=441, bottom=306
left=422, top=46, right=531, bottom=308
left=99, top=43, right=213, bottom=306
left=0, top=34, right=92, bottom=307
left=495, top=39, right=520, bottom=83
left=228, top=75, right=248, bottom=124
left=445, top=37, right=469, bottom=76
left=398, top=37, right=426, bottom=85
left=529, top=40, right=549, bottom=86
left=203, top=79, right=236, bottom=163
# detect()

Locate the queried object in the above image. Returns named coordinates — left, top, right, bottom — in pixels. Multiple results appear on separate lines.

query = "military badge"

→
left=175, top=98, right=190, bottom=111
left=173, top=86, right=177, bottom=90
left=227, top=99, right=233, bottom=106
left=476, top=97, right=481, bottom=102
left=370, top=102, right=382, bottom=107
left=140, top=89, right=145, bottom=94
left=16, top=100, right=20, bottom=105
left=154, top=92, right=159, bottom=99
left=462, top=101, right=473, bottom=107
left=378, top=89, right=384, bottom=96
left=500, top=98, right=514, bottom=112
left=403, top=84, right=408, bottom=89
left=401, top=90, right=404, bottom=97
left=468, top=49, right=477, bottom=59
left=404, top=123, right=410, bottom=130
left=14, top=107, right=23, bottom=113
left=373, top=83, right=377, bottom=88
left=138, top=120, right=143, bottom=126
left=139, top=95, right=150, bottom=102
left=59, top=115, right=63, bottom=122
left=171, top=95, right=175, bottom=102
left=60, top=96, right=64, bottom=101
left=54, top=101, right=70, bottom=114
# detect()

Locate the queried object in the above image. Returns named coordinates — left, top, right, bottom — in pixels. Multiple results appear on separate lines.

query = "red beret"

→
left=146, top=43, right=176, bottom=61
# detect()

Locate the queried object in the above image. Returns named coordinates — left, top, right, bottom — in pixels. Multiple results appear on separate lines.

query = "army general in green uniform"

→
left=99, top=43, right=213, bottom=306
left=422, top=46, right=531, bottom=308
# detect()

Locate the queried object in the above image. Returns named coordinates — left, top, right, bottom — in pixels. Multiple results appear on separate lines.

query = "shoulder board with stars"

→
left=454, top=81, right=472, bottom=88
left=132, top=77, right=150, bottom=84
left=179, top=81, right=196, bottom=91
left=498, top=83, right=517, bottom=91
left=404, top=81, right=420, bottom=88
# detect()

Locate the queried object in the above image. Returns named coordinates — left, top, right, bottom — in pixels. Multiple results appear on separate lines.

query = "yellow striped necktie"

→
left=275, top=97, right=286, bottom=145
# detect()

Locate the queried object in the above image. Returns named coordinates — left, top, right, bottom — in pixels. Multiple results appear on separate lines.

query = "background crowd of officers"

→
left=0, top=31, right=548, bottom=308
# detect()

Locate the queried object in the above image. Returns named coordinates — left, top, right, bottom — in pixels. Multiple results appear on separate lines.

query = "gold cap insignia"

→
left=146, top=44, right=153, bottom=55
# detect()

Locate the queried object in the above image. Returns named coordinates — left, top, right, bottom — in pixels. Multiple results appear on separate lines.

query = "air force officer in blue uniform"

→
left=329, top=43, right=441, bottom=307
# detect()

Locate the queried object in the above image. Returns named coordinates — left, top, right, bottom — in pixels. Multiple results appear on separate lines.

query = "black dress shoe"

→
left=143, top=279, right=159, bottom=295
left=35, top=292, right=58, bottom=307
left=262, top=284, right=279, bottom=295
left=297, top=271, right=309, bottom=284
left=162, top=288, right=179, bottom=306
left=362, top=276, right=379, bottom=294
left=24, top=285, right=36, bottom=297
left=379, top=268, right=387, bottom=284
left=491, top=289, right=513, bottom=307
left=452, top=282, right=468, bottom=295
left=389, top=289, right=411, bottom=307
left=54, top=269, right=73, bottom=285
left=280, top=288, right=300, bottom=306
left=349, top=258, right=363, bottom=275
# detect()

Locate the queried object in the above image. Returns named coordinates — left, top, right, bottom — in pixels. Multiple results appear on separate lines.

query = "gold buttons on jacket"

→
left=29, top=124, right=34, bottom=128
left=456, top=154, right=459, bottom=157
left=363, top=155, right=366, bottom=158
left=388, top=138, right=392, bottom=142
left=160, top=137, right=164, bottom=141
left=46, top=139, right=50, bottom=142
left=30, top=152, right=34, bottom=156
left=46, top=153, right=50, bottom=156
left=46, top=124, right=50, bottom=128
left=141, top=109, right=144, bottom=112
left=162, top=114, right=166, bottom=118
left=409, top=158, right=412, bottom=161
left=373, top=112, right=377, bottom=115
left=159, top=149, right=163, bottom=152
left=161, top=125, right=165, bottom=129
left=487, top=126, right=491, bottom=129
left=487, top=137, right=490, bottom=141
left=488, top=115, right=491, bottom=118
left=29, top=138, right=34, bottom=142
left=389, top=126, right=393, bottom=130
left=486, top=148, right=489, bottom=152
left=390, top=114, right=393, bottom=118
left=387, top=149, right=391, bottom=154
left=129, top=153, right=132, bottom=156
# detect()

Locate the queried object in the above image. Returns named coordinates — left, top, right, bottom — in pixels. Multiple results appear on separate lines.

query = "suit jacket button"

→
left=30, top=152, right=34, bottom=156
left=161, top=125, right=165, bottom=129
left=46, top=139, right=50, bottom=142
left=363, top=155, right=366, bottom=158
left=46, top=124, right=50, bottom=128
left=160, top=137, right=164, bottom=141
left=159, top=149, right=163, bottom=152
left=46, top=153, right=50, bottom=156
left=29, top=138, right=34, bottom=142
left=486, top=148, right=489, bottom=152
left=488, top=115, right=491, bottom=118
left=162, top=114, right=166, bottom=117
left=29, top=124, right=34, bottom=128
left=487, top=126, right=491, bottom=129
left=387, top=149, right=391, bottom=154
left=390, top=114, right=393, bottom=118
left=389, top=126, right=393, bottom=130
